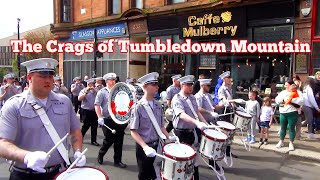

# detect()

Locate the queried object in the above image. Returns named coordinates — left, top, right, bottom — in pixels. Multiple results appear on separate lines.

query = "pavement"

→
left=1, top=126, right=320, bottom=180
left=232, top=123, right=320, bottom=163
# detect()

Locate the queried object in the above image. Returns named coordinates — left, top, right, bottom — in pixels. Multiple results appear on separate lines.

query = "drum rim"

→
left=216, top=121, right=236, bottom=131
left=235, top=111, right=252, bottom=118
left=162, top=142, right=197, bottom=161
left=53, top=166, right=109, bottom=180
left=201, top=129, right=228, bottom=142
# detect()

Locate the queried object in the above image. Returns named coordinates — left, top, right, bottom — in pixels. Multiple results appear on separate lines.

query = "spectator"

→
left=275, top=80, right=303, bottom=151
left=213, top=77, right=223, bottom=105
left=302, top=77, right=320, bottom=139
left=293, top=74, right=303, bottom=91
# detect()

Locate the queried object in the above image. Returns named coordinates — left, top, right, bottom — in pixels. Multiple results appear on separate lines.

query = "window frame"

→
left=167, top=0, right=187, bottom=5
left=312, top=0, right=320, bottom=39
left=108, top=0, right=121, bottom=15
left=131, top=0, right=143, bottom=9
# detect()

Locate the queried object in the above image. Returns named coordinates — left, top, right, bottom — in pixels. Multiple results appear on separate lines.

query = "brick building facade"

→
left=52, top=0, right=314, bottom=92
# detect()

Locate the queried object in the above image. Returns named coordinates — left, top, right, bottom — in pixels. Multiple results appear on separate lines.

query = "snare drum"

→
left=161, top=143, right=196, bottom=180
left=216, top=121, right=236, bottom=145
left=199, top=129, right=228, bottom=161
left=233, top=111, right=252, bottom=131
left=54, top=166, right=108, bottom=180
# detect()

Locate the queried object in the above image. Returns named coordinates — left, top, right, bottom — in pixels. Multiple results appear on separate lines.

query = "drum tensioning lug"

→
left=202, top=138, right=207, bottom=153
left=172, top=162, right=176, bottom=179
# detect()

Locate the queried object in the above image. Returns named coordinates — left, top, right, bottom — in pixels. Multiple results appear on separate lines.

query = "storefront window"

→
left=312, top=42, right=320, bottom=69
left=316, top=0, right=320, bottom=36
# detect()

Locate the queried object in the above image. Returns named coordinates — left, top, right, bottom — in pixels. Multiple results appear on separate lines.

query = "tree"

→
left=23, top=29, right=58, bottom=60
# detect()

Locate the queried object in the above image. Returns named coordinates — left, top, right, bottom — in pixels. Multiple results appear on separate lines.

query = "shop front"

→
left=177, top=0, right=296, bottom=98
left=60, top=22, right=128, bottom=87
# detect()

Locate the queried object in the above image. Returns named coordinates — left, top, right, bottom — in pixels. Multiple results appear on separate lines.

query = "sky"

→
left=0, top=0, right=53, bottom=39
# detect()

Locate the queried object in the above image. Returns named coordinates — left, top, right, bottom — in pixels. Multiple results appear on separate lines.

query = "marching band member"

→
left=95, top=73, right=127, bottom=168
left=0, top=73, right=21, bottom=109
left=0, top=58, right=85, bottom=180
left=172, top=75, right=209, bottom=180
left=165, top=74, right=181, bottom=132
left=78, top=78, right=99, bottom=146
left=194, top=79, right=221, bottom=170
left=95, top=77, right=104, bottom=91
left=217, top=71, right=238, bottom=158
left=52, top=75, right=69, bottom=96
left=130, top=72, right=177, bottom=180
left=71, top=76, right=85, bottom=114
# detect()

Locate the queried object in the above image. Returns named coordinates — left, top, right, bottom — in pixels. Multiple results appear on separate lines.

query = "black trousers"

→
left=99, top=117, right=127, bottom=163
left=9, top=169, right=59, bottom=180
left=81, top=109, right=98, bottom=142
left=173, top=129, right=199, bottom=180
left=72, top=96, right=81, bottom=114
left=165, top=121, right=174, bottom=132
left=136, top=143, right=158, bottom=180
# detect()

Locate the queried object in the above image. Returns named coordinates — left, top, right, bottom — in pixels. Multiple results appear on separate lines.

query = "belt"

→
left=12, top=164, right=62, bottom=175
left=146, top=140, right=159, bottom=147
left=174, top=128, right=194, bottom=133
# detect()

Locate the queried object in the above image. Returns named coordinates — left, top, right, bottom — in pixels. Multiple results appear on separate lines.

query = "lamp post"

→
left=17, top=18, right=21, bottom=78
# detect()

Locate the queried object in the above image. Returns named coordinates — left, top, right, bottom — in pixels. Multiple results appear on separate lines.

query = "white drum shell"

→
left=161, top=143, right=195, bottom=180
left=233, top=111, right=252, bottom=132
left=199, top=129, right=228, bottom=161
left=217, top=121, right=236, bottom=145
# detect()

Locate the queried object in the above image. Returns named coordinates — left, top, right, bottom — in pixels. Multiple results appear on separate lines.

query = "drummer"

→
left=165, top=74, right=181, bottom=132
left=130, top=72, right=177, bottom=180
left=194, top=78, right=222, bottom=170
left=217, top=71, right=238, bottom=158
left=95, top=77, right=104, bottom=91
left=172, top=75, right=209, bottom=180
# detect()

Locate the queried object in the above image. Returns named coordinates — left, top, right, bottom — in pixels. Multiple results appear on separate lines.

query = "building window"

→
left=109, top=0, right=121, bottom=15
left=167, top=0, right=186, bottom=5
left=131, top=0, right=143, bottom=9
left=61, top=0, right=71, bottom=22
left=316, top=0, right=320, bottom=36
left=312, top=42, right=320, bottom=69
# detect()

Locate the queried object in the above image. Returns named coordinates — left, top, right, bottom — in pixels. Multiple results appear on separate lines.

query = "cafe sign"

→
left=179, top=8, right=246, bottom=39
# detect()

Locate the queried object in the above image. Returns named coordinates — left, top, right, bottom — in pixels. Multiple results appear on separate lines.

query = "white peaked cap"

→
left=199, top=79, right=212, bottom=86
left=219, top=71, right=231, bottom=79
left=178, top=75, right=195, bottom=84
left=137, top=72, right=159, bottom=85
left=21, top=58, right=58, bottom=75
left=103, top=73, right=117, bottom=80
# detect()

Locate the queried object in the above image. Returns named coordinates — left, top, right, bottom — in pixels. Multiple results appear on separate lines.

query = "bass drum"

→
left=108, top=82, right=136, bottom=125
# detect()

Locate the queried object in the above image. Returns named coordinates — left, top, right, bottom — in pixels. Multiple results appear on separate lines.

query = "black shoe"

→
left=231, top=153, right=238, bottom=158
left=91, top=142, right=100, bottom=146
left=97, top=154, right=103, bottom=165
left=114, top=162, right=127, bottom=168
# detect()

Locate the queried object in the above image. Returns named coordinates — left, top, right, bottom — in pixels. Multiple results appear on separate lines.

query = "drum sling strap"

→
left=141, top=103, right=167, bottom=140
left=185, top=98, right=200, bottom=146
left=31, top=102, right=71, bottom=165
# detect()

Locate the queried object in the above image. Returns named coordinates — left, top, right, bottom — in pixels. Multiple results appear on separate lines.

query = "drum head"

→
left=163, top=143, right=196, bottom=161
left=54, top=167, right=108, bottom=180
left=236, top=111, right=252, bottom=118
left=217, top=121, right=236, bottom=131
left=108, top=82, right=136, bottom=124
left=203, top=129, right=228, bottom=142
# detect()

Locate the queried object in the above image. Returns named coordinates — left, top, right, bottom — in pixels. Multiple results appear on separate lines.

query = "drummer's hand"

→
left=211, top=112, right=219, bottom=119
left=74, top=150, right=86, bottom=167
left=97, top=117, right=105, bottom=126
left=195, top=121, right=208, bottom=131
left=143, top=146, right=156, bottom=157
left=24, top=151, right=49, bottom=173
left=169, top=135, right=180, bottom=143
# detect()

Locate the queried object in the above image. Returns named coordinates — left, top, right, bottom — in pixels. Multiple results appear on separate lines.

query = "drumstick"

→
left=103, top=124, right=116, bottom=134
left=46, top=133, right=69, bottom=157
left=65, top=148, right=88, bottom=173
left=217, top=112, right=234, bottom=117
left=155, top=153, right=177, bottom=163
left=171, top=131, right=186, bottom=154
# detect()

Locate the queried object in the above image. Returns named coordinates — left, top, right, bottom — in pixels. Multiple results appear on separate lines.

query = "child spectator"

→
left=259, top=97, right=274, bottom=145
left=284, top=84, right=299, bottom=106
left=245, top=91, right=261, bottom=143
